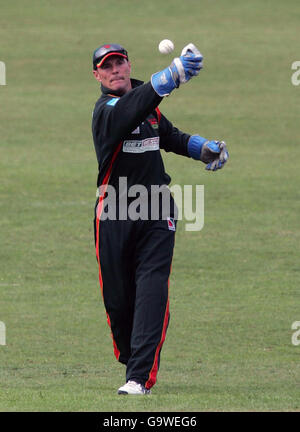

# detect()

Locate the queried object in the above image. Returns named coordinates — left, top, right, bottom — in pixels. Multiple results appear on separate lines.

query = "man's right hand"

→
left=151, top=43, right=203, bottom=97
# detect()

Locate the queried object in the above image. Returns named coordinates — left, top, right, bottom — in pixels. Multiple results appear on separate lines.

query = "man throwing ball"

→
left=91, top=43, right=228, bottom=395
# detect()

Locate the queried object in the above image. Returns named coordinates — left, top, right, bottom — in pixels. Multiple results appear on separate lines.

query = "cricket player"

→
left=91, top=43, right=228, bottom=395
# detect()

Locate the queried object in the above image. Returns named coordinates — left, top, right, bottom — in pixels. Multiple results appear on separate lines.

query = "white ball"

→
left=158, top=39, right=174, bottom=54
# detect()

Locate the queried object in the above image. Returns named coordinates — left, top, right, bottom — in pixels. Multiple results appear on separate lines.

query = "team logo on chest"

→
left=148, top=117, right=158, bottom=129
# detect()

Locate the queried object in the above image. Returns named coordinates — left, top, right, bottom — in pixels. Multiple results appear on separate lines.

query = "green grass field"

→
left=1, top=0, right=300, bottom=412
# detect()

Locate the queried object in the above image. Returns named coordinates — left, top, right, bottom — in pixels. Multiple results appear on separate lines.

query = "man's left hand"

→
left=188, top=135, right=229, bottom=171
left=202, top=140, right=229, bottom=171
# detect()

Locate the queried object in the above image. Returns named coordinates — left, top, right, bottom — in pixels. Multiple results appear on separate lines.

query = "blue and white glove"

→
left=151, top=43, right=203, bottom=97
left=188, top=135, right=229, bottom=171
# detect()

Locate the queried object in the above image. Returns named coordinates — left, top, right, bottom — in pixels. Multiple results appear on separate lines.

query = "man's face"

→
left=93, top=56, right=132, bottom=95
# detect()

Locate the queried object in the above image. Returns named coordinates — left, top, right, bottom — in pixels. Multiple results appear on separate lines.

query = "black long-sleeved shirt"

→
left=92, top=79, right=190, bottom=191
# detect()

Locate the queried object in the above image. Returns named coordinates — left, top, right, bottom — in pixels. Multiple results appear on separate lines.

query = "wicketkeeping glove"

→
left=204, top=141, right=229, bottom=171
left=188, top=135, right=229, bottom=171
left=151, top=43, right=203, bottom=97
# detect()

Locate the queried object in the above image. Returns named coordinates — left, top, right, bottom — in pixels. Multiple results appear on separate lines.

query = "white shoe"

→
left=117, top=380, right=151, bottom=395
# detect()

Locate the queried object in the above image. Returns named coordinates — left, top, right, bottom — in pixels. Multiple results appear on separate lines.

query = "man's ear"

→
left=93, top=69, right=102, bottom=83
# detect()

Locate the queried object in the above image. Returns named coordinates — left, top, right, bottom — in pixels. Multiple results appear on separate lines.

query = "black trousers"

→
left=94, top=207, right=176, bottom=389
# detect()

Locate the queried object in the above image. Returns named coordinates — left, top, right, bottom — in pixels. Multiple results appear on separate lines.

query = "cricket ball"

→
left=158, top=39, right=174, bottom=54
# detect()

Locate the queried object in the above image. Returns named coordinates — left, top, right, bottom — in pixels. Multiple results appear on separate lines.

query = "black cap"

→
left=93, top=44, right=128, bottom=70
